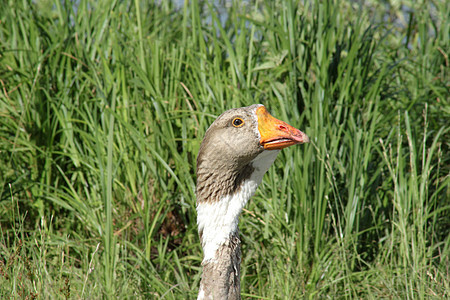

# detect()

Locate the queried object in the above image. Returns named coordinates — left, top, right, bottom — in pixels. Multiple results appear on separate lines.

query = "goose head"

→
left=196, top=104, right=308, bottom=261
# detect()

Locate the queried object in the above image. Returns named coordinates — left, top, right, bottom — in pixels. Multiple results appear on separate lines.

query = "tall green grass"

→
left=0, top=0, right=448, bottom=298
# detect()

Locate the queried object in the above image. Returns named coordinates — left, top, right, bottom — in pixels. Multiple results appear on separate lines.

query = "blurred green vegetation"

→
left=0, top=0, right=448, bottom=298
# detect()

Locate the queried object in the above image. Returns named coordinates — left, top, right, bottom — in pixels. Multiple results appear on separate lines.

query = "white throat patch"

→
left=197, top=150, right=280, bottom=262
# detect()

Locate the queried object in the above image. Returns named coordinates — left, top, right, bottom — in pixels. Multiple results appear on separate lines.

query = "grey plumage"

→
left=199, top=233, right=241, bottom=300
left=196, top=105, right=308, bottom=300
left=196, top=105, right=263, bottom=205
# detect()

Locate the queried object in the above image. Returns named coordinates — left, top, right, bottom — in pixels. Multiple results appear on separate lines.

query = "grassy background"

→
left=0, top=0, right=448, bottom=298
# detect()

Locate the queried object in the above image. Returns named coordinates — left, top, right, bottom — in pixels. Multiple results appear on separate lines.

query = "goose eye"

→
left=232, top=118, right=244, bottom=127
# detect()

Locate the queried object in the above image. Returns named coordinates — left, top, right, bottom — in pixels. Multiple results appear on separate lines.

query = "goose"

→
left=196, top=104, right=309, bottom=300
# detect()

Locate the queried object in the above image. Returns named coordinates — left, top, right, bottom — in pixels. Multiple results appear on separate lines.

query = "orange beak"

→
left=256, top=106, right=309, bottom=150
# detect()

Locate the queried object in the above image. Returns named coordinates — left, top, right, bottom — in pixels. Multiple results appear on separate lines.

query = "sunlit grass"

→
left=0, top=0, right=448, bottom=298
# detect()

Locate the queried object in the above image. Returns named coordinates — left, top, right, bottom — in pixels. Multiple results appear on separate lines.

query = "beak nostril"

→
left=278, top=124, right=288, bottom=132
